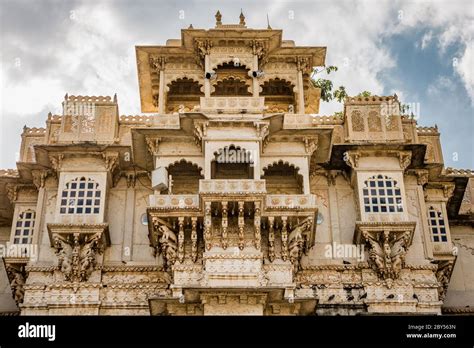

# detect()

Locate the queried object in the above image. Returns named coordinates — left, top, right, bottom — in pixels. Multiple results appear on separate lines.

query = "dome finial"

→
left=239, top=9, right=246, bottom=26
left=215, top=10, right=222, bottom=26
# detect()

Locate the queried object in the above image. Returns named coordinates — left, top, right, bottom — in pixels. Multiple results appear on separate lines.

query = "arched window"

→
left=428, top=207, right=447, bottom=242
left=14, top=210, right=35, bottom=244
left=60, top=177, right=101, bottom=214
left=362, top=175, right=403, bottom=213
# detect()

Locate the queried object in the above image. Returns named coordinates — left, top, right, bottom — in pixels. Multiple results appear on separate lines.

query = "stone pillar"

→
left=238, top=201, right=245, bottom=250
left=122, top=183, right=135, bottom=262
left=254, top=201, right=261, bottom=249
left=221, top=201, right=228, bottom=249
left=204, top=55, right=211, bottom=97
left=297, top=69, right=305, bottom=114
left=178, top=217, right=185, bottom=262
left=157, top=57, right=166, bottom=114
left=268, top=217, right=275, bottom=262
left=252, top=54, right=259, bottom=97
left=281, top=216, right=289, bottom=261
left=204, top=202, right=212, bottom=250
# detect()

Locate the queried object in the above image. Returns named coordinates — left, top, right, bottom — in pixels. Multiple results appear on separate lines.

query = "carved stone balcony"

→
left=199, top=97, right=266, bottom=114
left=148, top=194, right=200, bottom=211
left=265, top=194, right=317, bottom=211
left=199, top=179, right=266, bottom=197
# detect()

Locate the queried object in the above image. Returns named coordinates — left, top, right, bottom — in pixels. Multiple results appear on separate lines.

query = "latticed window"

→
left=428, top=207, right=447, bottom=242
left=362, top=175, right=403, bottom=213
left=60, top=177, right=101, bottom=214
left=14, top=210, right=35, bottom=244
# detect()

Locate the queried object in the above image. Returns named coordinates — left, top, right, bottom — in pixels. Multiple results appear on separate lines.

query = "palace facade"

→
left=0, top=12, right=473, bottom=315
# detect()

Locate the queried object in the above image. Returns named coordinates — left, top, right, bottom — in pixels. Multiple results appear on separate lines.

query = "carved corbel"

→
left=49, top=227, right=109, bottom=282
left=414, top=169, right=429, bottom=186
left=150, top=216, right=177, bottom=271
left=343, top=150, right=360, bottom=169
left=31, top=169, right=52, bottom=190
left=398, top=151, right=412, bottom=170
left=6, top=184, right=19, bottom=203
left=5, top=263, right=26, bottom=305
left=49, top=154, right=64, bottom=174
left=443, top=183, right=456, bottom=200
left=303, top=136, right=318, bottom=156
left=145, top=137, right=161, bottom=157
left=435, top=259, right=456, bottom=301
left=356, top=223, right=415, bottom=287
left=149, top=56, right=166, bottom=72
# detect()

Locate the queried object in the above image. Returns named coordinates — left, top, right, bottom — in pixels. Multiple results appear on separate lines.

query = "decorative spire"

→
left=188, top=24, right=194, bottom=29
left=239, top=9, right=246, bottom=26
left=267, top=14, right=272, bottom=29
left=215, top=10, right=222, bottom=26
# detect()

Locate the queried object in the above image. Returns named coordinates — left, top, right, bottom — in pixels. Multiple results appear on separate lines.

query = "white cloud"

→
left=427, top=75, right=456, bottom=96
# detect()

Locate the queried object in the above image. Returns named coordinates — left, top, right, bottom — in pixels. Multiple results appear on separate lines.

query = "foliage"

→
left=311, top=66, right=347, bottom=103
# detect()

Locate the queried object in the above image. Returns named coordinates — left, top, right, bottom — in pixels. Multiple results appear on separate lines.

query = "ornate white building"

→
left=0, top=12, right=473, bottom=315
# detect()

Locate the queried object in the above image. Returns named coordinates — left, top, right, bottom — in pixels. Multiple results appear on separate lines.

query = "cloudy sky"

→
left=0, top=0, right=473, bottom=169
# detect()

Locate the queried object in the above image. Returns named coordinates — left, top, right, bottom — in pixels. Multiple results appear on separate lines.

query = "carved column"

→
left=252, top=53, right=259, bottom=97
left=281, top=216, right=289, bottom=261
left=238, top=201, right=245, bottom=250
left=296, top=58, right=307, bottom=114
left=204, top=202, right=212, bottom=250
left=221, top=201, right=228, bottom=249
left=268, top=216, right=275, bottom=262
left=178, top=217, right=185, bottom=263
left=204, top=55, right=211, bottom=97
left=31, top=169, right=50, bottom=246
left=254, top=201, right=261, bottom=250
left=191, top=217, right=198, bottom=262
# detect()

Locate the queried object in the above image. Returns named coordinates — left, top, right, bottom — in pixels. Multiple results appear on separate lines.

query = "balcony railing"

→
left=265, top=194, right=317, bottom=210
left=199, top=179, right=266, bottom=195
left=148, top=194, right=200, bottom=209
left=199, top=97, right=265, bottom=114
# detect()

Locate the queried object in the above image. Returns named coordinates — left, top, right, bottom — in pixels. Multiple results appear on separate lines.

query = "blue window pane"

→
left=433, top=236, right=439, bottom=242
left=68, top=208, right=74, bottom=214
left=370, top=181, right=376, bottom=187
left=86, top=199, right=92, bottom=206
left=62, top=191, right=68, bottom=197
left=15, top=230, right=21, bottom=235
left=87, top=191, right=93, bottom=197
left=373, top=206, right=379, bottom=212
left=389, top=206, right=395, bottom=212
left=363, top=189, right=368, bottom=196
left=61, top=199, right=67, bottom=206
left=440, top=228, right=446, bottom=234
left=95, top=191, right=101, bottom=197
left=388, top=197, right=394, bottom=204
left=429, top=211, right=436, bottom=218
left=60, top=208, right=66, bottom=214
left=88, top=183, right=94, bottom=189
left=95, top=199, right=100, bottom=205
left=22, top=238, right=28, bottom=244
left=386, top=181, right=392, bottom=187
left=377, top=181, right=384, bottom=187
left=381, top=206, right=387, bottom=212
left=371, top=189, right=377, bottom=195
left=79, top=191, right=85, bottom=197
left=85, top=208, right=91, bottom=214
left=77, top=207, right=83, bottom=214
left=24, top=221, right=30, bottom=227
left=395, top=189, right=401, bottom=195
left=16, top=221, right=22, bottom=227
left=79, top=183, right=85, bottom=189
left=379, top=189, right=385, bottom=195
left=441, top=236, right=447, bottom=242
left=439, top=219, right=445, bottom=226
left=71, top=183, right=77, bottom=189
left=14, top=238, right=20, bottom=244
left=364, top=198, right=370, bottom=204
left=93, top=207, right=100, bottom=214
left=70, top=191, right=76, bottom=197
